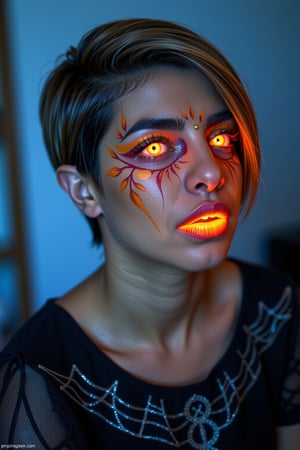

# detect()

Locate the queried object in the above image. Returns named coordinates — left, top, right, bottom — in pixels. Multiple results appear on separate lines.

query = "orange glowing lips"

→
left=177, top=202, right=230, bottom=239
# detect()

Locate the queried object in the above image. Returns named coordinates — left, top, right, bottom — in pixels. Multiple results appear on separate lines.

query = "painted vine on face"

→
left=106, top=142, right=188, bottom=232
left=106, top=107, right=240, bottom=232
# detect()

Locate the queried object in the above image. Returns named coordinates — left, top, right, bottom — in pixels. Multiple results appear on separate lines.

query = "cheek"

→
left=100, top=146, right=185, bottom=232
left=230, top=164, right=243, bottom=213
left=99, top=156, right=126, bottom=210
left=235, top=159, right=243, bottom=198
left=100, top=162, right=163, bottom=233
left=224, top=155, right=243, bottom=192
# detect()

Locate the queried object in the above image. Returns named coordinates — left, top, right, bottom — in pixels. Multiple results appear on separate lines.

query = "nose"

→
left=184, top=141, right=224, bottom=194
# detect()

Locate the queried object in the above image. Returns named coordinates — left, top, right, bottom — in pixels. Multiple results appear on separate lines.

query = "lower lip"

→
left=177, top=215, right=229, bottom=240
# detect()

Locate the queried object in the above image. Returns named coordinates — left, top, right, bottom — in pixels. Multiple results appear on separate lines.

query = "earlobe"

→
left=56, top=165, right=102, bottom=218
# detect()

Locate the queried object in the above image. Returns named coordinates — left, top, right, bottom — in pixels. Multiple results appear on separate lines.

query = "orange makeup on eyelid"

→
left=115, top=141, right=137, bottom=154
left=114, top=139, right=154, bottom=155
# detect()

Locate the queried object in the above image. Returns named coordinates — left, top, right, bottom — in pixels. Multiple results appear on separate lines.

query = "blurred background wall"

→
left=1, top=0, right=299, bottom=316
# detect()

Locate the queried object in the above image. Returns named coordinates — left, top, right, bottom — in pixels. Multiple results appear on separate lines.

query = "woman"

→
left=0, top=18, right=299, bottom=449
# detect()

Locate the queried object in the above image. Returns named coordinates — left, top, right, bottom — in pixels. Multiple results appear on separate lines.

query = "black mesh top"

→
left=0, top=259, right=299, bottom=450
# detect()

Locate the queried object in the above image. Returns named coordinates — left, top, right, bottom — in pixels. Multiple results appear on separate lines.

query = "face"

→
left=97, top=69, right=242, bottom=271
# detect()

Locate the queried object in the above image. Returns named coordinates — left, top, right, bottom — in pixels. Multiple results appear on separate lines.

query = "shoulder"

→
left=235, top=257, right=294, bottom=284
left=232, top=259, right=299, bottom=351
left=0, top=355, right=88, bottom=448
left=3, top=300, right=56, bottom=347
left=233, top=258, right=298, bottom=306
left=0, top=299, right=78, bottom=366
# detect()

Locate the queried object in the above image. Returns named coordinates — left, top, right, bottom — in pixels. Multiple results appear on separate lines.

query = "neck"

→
left=97, top=243, right=210, bottom=350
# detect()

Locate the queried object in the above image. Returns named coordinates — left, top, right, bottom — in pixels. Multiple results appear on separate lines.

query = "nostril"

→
left=195, top=182, right=206, bottom=190
left=194, top=176, right=225, bottom=192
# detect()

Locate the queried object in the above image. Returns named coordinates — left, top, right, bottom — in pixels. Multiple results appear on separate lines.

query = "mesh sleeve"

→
left=280, top=287, right=300, bottom=424
left=0, top=355, right=88, bottom=449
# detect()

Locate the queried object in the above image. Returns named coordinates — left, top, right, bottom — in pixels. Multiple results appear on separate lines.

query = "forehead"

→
left=115, top=69, right=226, bottom=122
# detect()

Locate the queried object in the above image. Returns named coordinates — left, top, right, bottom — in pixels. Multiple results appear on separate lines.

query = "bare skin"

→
left=57, top=258, right=241, bottom=386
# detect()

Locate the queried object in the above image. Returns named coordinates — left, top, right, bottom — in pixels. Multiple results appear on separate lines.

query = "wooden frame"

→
left=0, top=0, right=31, bottom=322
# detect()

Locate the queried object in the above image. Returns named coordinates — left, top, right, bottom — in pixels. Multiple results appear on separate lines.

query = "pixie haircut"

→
left=39, top=18, right=260, bottom=245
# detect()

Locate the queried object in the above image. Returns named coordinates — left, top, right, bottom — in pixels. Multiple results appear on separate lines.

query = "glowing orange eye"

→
left=209, top=134, right=230, bottom=147
left=144, top=143, right=163, bottom=156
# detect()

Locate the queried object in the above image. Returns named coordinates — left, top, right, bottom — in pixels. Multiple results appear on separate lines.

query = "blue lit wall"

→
left=4, top=0, right=300, bottom=312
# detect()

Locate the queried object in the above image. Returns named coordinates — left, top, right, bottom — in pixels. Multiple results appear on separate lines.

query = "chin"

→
left=177, top=255, right=227, bottom=273
left=170, top=239, right=232, bottom=273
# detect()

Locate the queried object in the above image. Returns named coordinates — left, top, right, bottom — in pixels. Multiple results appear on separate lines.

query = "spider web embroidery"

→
left=39, top=287, right=292, bottom=449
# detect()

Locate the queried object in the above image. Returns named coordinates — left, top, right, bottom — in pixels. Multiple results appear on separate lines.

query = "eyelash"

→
left=132, top=135, right=179, bottom=160
left=125, top=125, right=239, bottom=163
left=208, top=126, right=240, bottom=145
left=208, top=126, right=240, bottom=158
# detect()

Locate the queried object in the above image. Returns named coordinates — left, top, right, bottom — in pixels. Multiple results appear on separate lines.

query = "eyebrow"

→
left=206, top=110, right=234, bottom=128
left=121, top=118, right=185, bottom=140
left=120, top=109, right=234, bottom=141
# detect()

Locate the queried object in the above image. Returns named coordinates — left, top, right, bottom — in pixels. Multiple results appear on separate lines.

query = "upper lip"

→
left=177, top=201, right=230, bottom=228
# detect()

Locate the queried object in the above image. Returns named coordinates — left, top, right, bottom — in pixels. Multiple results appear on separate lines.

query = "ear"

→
left=56, top=165, right=102, bottom=218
